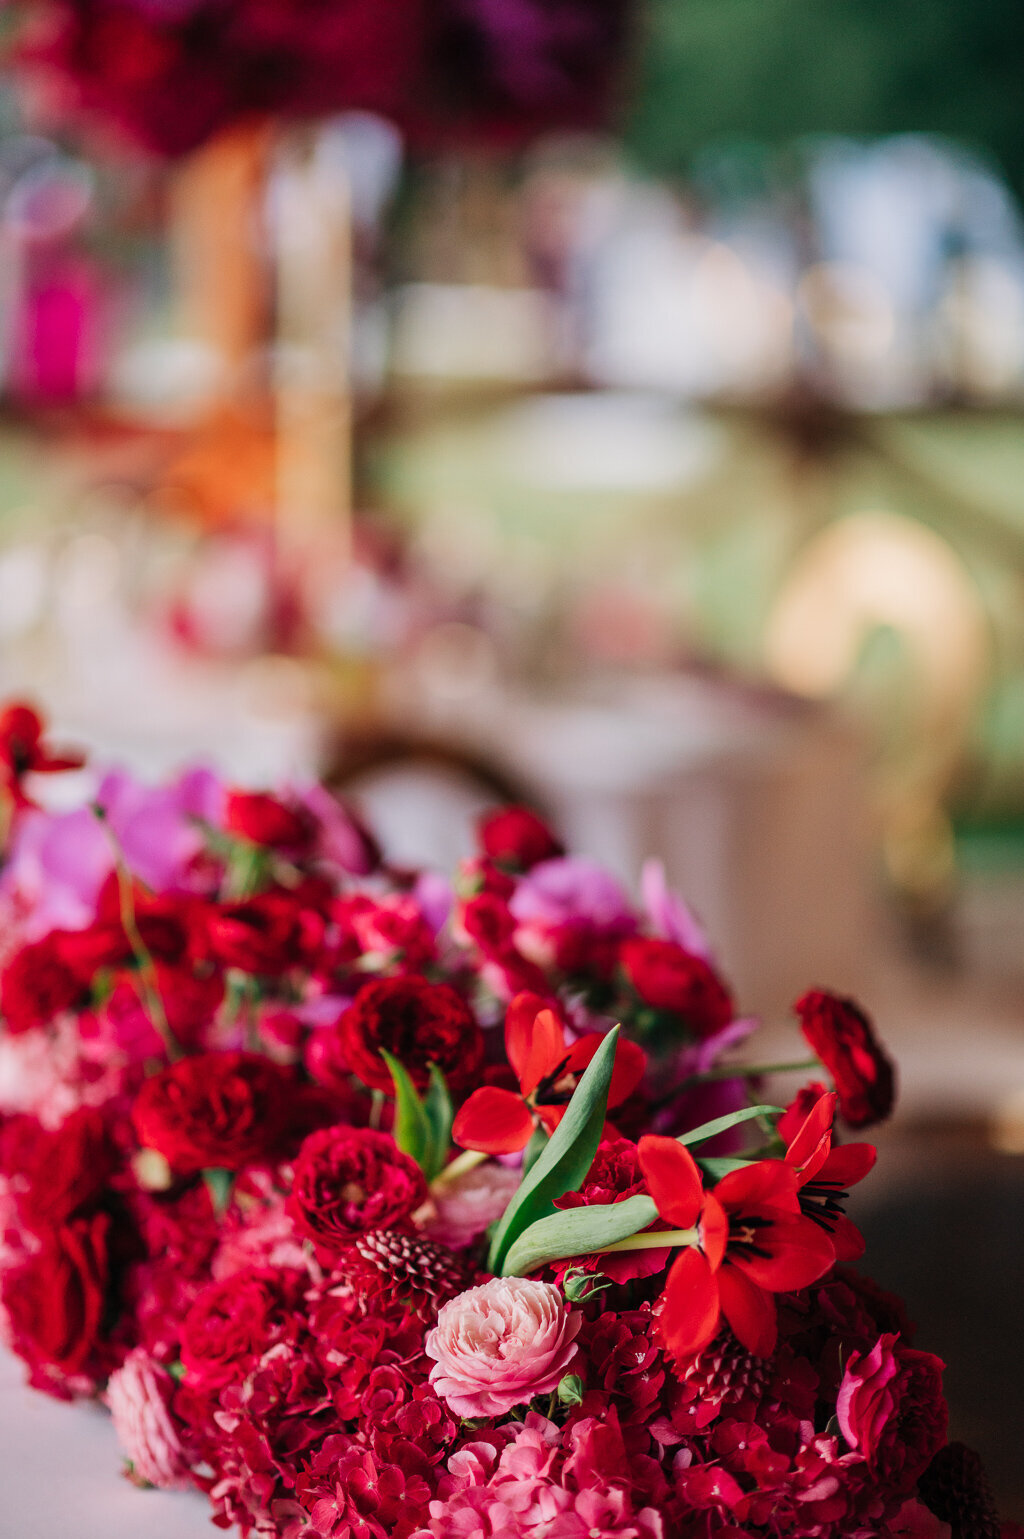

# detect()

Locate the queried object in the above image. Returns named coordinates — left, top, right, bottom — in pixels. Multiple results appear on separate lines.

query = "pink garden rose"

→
left=426, top=1277, right=581, bottom=1418
left=106, top=1349, right=188, bottom=1489
left=424, top=1161, right=522, bottom=1251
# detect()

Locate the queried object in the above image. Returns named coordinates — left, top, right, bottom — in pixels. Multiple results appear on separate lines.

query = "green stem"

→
left=369, top=1090, right=386, bottom=1131
left=599, top=1226, right=698, bottom=1254
left=433, top=1148, right=489, bottom=1188
left=684, top=1057, right=821, bottom=1086
left=92, top=805, right=182, bottom=1062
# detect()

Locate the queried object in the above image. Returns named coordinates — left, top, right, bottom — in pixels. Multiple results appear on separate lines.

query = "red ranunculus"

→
left=0, top=933, right=85, bottom=1034
left=131, top=1051, right=290, bottom=1174
left=288, top=1126, right=427, bottom=1252
left=478, top=805, right=563, bottom=870
left=205, top=890, right=324, bottom=975
left=224, top=789, right=313, bottom=851
left=620, top=937, right=734, bottom=1037
left=13, top=1108, right=116, bottom=1232
left=838, top=1333, right=948, bottom=1492
left=338, top=975, right=482, bottom=1093
left=179, top=1268, right=295, bottom=1390
left=795, top=990, right=896, bottom=1129
left=2, top=1214, right=111, bottom=1375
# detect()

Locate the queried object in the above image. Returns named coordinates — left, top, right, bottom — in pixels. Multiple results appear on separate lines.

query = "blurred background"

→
left=0, top=0, right=1022, bottom=1514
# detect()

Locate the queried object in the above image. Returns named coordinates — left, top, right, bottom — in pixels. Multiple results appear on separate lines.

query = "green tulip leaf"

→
left=489, top=1025, right=620, bottom=1274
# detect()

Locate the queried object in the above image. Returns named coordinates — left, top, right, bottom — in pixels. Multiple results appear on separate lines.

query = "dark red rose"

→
left=13, top=1108, right=116, bottom=1231
left=224, top=789, right=312, bottom=851
left=2, top=1214, right=110, bottom=1375
left=338, top=975, right=482, bottom=1093
left=795, top=989, right=895, bottom=1129
left=0, top=934, right=85, bottom=1033
left=180, top=1268, right=296, bottom=1390
left=620, top=937, right=734, bottom=1038
left=478, top=804, right=563, bottom=870
left=838, top=1333, right=948, bottom=1492
left=131, top=1051, right=290, bottom=1174
left=206, top=890, right=325, bottom=975
left=288, top=1125, right=427, bottom=1252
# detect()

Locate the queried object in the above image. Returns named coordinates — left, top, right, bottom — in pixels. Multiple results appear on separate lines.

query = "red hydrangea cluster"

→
left=0, top=706, right=1008, bottom=1538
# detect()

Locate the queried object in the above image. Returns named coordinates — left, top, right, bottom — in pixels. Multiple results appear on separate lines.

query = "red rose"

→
left=2, top=1214, right=110, bottom=1375
left=620, top=937, right=734, bottom=1038
left=0, top=934, right=85, bottom=1034
left=288, top=1126, right=426, bottom=1252
left=795, top=990, right=895, bottom=1129
left=478, top=805, right=563, bottom=870
left=13, top=1109, right=115, bottom=1231
left=338, top=975, right=482, bottom=1093
left=131, top=1051, right=290, bottom=1174
left=206, top=890, right=325, bottom=975
left=180, top=1268, right=295, bottom=1390
left=838, top=1333, right=948, bottom=1492
left=224, top=789, right=313, bottom=851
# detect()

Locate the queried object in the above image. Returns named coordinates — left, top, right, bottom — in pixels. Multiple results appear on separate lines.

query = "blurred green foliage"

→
left=627, top=0, right=1024, bottom=186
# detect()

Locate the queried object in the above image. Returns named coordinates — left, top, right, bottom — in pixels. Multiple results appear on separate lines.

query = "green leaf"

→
left=676, top=1104, right=783, bottom=1148
left=423, top=1064, right=454, bottom=1183
left=503, top=1192, right=659, bottom=1277
left=202, top=1167, right=234, bottom=1217
left=381, top=1050, right=430, bottom=1169
left=696, top=1155, right=751, bottom=1181
left=522, top=1124, right=549, bottom=1177
left=489, top=1025, right=621, bottom=1274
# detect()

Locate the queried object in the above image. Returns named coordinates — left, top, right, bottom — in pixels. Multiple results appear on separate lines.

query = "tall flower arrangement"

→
left=0, top=702, right=1012, bottom=1539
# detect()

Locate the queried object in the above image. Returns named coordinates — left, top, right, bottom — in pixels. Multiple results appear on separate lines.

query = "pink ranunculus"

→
left=423, top=1161, right=522, bottom=1250
left=105, top=1348, right=189, bottom=1490
left=426, top=1277, right=581, bottom=1418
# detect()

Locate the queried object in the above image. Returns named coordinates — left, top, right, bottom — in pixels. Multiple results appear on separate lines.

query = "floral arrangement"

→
left=0, top=701, right=1014, bottom=1539
left=2, top=0, right=633, bottom=157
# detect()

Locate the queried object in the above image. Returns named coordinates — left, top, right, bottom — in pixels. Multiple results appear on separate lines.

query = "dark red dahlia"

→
left=350, top=1228, right=481, bottom=1317
left=795, top=988, right=895, bottom=1129
left=337, top=974, right=482, bottom=1093
left=288, top=1126, right=427, bottom=1252
left=919, top=1442, right=1002, bottom=1539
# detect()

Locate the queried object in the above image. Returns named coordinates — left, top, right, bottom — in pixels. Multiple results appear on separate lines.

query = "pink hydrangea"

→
left=106, top=1349, right=189, bottom=1489
left=426, top=1278, right=581, bottom=1418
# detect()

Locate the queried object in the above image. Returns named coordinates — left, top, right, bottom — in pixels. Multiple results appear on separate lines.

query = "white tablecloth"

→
left=0, top=1348, right=211, bottom=1538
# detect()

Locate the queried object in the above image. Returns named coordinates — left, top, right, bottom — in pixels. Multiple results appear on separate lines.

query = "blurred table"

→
left=0, top=1348, right=210, bottom=1538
